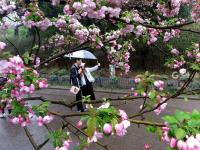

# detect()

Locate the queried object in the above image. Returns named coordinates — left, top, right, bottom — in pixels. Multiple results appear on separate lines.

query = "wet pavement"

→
left=0, top=88, right=199, bottom=150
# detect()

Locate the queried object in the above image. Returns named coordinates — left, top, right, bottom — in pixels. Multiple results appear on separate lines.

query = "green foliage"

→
left=86, top=117, right=97, bottom=137
left=82, top=104, right=119, bottom=138
left=162, top=110, right=200, bottom=140
left=175, top=128, right=186, bottom=140
left=32, top=102, right=50, bottom=117
left=47, top=129, right=69, bottom=147
left=11, top=100, right=28, bottom=117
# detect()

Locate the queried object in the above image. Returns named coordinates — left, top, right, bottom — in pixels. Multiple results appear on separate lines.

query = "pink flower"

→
left=63, top=5, right=72, bottom=15
left=72, top=2, right=82, bottom=10
left=186, top=136, right=198, bottom=149
left=43, top=115, right=53, bottom=124
left=37, top=116, right=44, bottom=126
left=171, top=48, right=180, bottom=55
left=103, top=123, right=112, bottom=134
left=121, top=120, right=130, bottom=129
left=11, top=117, right=19, bottom=124
left=134, top=92, right=138, bottom=97
left=134, top=78, right=141, bottom=83
left=36, top=18, right=52, bottom=31
left=115, top=123, right=126, bottom=137
left=76, top=120, right=83, bottom=128
left=170, top=138, right=177, bottom=148
left=0, top=41, right=6, bottom=51
left=63, top=140, right=71, bottom=149
left=177, top=140, right=185, bottom=149
left=119, top=109, right=128, bottom=120
left=154, top=80, right=164, bottom=91
left=144, top=144, right=151, bottom=149
left=87, top=131, right=103, bottom=143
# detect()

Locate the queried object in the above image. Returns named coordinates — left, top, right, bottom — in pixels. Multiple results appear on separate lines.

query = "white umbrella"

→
left=64, top=50, right=97, bottom=60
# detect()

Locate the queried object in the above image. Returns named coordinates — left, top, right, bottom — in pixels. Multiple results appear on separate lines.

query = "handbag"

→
left=70, top=66, right=81, bottom=95
left=70, top=86, right=80, bottom=94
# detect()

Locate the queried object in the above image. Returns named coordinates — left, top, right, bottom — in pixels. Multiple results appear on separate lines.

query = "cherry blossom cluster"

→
left=100, top=109, right=130, bottom=137
left=107, top=40, right=133, bottom=74
left=167, top=43, right=200, bottom=75
left=1, top=56, right=47, bottom=100
left=77, top=102, right=130, bottom=145
left=0, top=56, right=51, bottom=127
left=162, top=126, right=200, bottom=150
left=0, top=20, right=10, bottom=30
left=55, top=140, right=71, bottom=150
left=22, top=9, right=52, bottom=31
left=147, top=28, right=159, bottom=45
left=132, top=74, right=168, bottom=115
left=163, top=29, right=181, bottom=42
left=37, top=115, right=54, bottom=126
left=185, top=43, right=200, bottom=63
left=48, top=34, right=65, bottom=47
left=63, top=0, right=125, bottom=20
left=191, top=3, right=200, bottom=23
left=157, top=0, right=182, bottom=17
left=55, top=17, right=67, bottom=32
left=160, top=110, right=200, bottom=150
left=8, top=100, right=53, bottom=127
left=0, top=0, right=16, bottom=15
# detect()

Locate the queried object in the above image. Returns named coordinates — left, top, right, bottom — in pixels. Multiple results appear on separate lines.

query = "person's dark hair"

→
left=73, top=58, right=82, bottom=63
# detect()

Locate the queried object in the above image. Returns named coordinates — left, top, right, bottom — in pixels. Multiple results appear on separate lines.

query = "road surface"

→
left=0, top=88, right=199, bottom=150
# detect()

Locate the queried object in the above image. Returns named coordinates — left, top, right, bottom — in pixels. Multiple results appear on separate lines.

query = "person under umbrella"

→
left=70, top=58, right=84, bottom=112
left=80, top=62, right=100, bottom=101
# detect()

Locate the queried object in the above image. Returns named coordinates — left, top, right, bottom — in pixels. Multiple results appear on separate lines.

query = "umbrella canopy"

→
left=64, top=50, right=97, bottom=60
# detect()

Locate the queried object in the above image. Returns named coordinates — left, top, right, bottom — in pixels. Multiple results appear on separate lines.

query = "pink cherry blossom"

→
left=0, top=41, right=6, bottom=51
left=115, top=123, right=126, bottom=137
left=171, top=48, right=180, bottom=55
left=144, top=144, right=151, bottom=149
left=63, top=5, right=72, bottom=15
left=76, top=120, right=83, bottom=128
left=43, top=115, right=53, bottom=124
left=186, top=136, right=198, bottom=149
left=63, top=140, right=71, bottom=149
left=119, top=109, right=128, bottom=120
left=170, top=138, right=177, bottom=148
left=103, top=123, right=112, bottom=134
left=87, top=131, right=103, bottom=143
left=37, top=116, right=44, bottom=126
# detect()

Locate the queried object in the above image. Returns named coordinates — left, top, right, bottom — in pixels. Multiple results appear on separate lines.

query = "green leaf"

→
left=86, top=117, right=96, bottom=138
left=175, top=128, right=186, bottom=140
left=174, top=110, right=190, bottom=122
left=187, top=120, right=200, bottom=127
left=148, top=91, right=156, bottom=99
left=190, top=64, right=200, bottom=71
left=162, top=116, right=178, bottom=124
left=146, top=126, right=157, bottom=133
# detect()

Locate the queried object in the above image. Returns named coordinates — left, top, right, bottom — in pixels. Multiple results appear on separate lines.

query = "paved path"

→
left=0, top=89, right=199, bottom=150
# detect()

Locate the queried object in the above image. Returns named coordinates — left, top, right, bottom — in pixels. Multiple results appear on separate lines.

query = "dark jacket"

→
left=70, top=65, right=82, bottom=87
